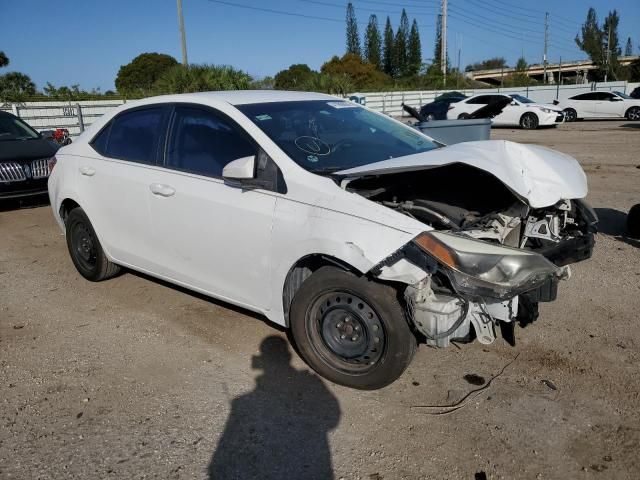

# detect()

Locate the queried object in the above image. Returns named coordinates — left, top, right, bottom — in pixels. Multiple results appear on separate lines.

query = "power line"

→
left=449, top=4, right=543, bottom=35
left=449, top=7, right=541, bottom=38
left=478, top=0, right=581, bottom=26
left=298, top=0, right=435, bottom=18
left=206, top=0, right=347, bottom=23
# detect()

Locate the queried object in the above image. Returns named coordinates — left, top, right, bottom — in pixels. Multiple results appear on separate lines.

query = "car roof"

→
left=128, top=90, right=341, bottom=107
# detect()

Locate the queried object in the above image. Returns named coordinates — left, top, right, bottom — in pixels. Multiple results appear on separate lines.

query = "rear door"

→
left=79, top=106, right=170, bottom=271
left=147, top=104, right=279, bottom=310
left=570, top=92, right=599, bottom=117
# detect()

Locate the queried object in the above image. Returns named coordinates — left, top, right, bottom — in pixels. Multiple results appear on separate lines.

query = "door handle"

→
left=79, top=166, right=95, bottom=176
left=149, top=183, right=176, bottom=197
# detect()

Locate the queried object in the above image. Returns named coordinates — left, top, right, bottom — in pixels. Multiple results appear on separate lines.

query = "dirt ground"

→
left=1, top=120, right=639, bottom=480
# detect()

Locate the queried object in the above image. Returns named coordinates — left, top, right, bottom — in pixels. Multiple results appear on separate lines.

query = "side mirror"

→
left=611, top=97, right=623, bottom=101
left=222, top=155, right=255, bottom=181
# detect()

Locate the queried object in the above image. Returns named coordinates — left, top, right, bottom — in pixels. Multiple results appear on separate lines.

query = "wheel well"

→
left=282, top=254, right=359, bottom=326
left=59, top=199, right=80, bottom=224
left=625, top=106, right=639, bottom=115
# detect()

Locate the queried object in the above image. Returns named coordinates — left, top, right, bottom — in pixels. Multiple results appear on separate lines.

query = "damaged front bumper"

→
left=372, top=230, right=576, bottom=348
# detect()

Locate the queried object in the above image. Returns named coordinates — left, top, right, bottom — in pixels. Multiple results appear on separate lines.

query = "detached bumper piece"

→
left=537, top=233, right=595, bottom=267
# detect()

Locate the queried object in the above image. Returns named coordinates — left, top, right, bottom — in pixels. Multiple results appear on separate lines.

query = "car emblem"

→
left=23, top=164, right=32, bottom=178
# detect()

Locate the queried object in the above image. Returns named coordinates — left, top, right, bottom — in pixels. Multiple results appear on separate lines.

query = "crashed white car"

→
left=48, top=91, right=597, bottom=389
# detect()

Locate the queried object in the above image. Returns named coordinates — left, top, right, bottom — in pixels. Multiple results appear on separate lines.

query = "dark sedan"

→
left=419, top=91, right=467, bottom=121
left=0, top=110, right=58, bottom=200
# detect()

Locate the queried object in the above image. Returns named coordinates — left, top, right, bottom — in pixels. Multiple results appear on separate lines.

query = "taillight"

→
left=48, top=156, right=57, bottom=173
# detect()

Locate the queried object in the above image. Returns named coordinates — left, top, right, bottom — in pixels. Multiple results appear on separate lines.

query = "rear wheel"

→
left=625, top=106, right=640, bottom=121
left=563, top=108, right=577, bottom=122
left=65, top=207, right=120, bottom=281
left=520, top=112, right=539, bottom=129
left=289, top=267, right=416, bottom=390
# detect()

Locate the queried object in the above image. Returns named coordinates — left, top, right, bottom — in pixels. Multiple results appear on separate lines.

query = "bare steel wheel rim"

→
left=71, top=221, right=97, bottom=271
left=306, top=291, right=386, bottom=374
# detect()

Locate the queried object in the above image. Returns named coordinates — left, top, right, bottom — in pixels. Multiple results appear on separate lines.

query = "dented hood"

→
left=337, top=140, right=588, bottom=209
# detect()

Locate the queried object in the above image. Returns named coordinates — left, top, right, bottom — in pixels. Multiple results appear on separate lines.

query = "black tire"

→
left=458, top=113, right=470, bottom=120
left=520, top=112, right=539, bottom=130
left=289, top=266, right=416, bottom=390
left=625, top=106, right=640, bottom=121
left=627, top=204, right=640, bottom=239
left=563, top=108, right=577, bottom=122
left=65, top=207, right=120, bottom=281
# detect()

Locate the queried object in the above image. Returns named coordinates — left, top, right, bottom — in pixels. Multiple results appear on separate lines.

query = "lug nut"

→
left=354, top=325, right=360, bottom=331
left=337, top=322, right=343, bottom=328
left=351, top=336, right=357, bottom=341
left=340, top=334, right=346, bottom=340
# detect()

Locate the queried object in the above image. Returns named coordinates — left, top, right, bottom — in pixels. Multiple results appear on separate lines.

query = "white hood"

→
left=337, top=140, right=588, bottom=209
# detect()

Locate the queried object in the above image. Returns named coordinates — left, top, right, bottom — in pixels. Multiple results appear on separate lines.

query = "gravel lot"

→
left=1, top=120, right=639, bottom=480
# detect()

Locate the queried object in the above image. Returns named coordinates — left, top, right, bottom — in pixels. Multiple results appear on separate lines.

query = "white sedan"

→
left=555, top=90, right=640, bottom=121
left=48, top=91, right=597, bottom=389
left=447, top=93, right=564, bottom=129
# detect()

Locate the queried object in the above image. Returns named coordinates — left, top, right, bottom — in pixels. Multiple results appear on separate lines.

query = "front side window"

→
left=105, top=108, right=165, bottom=164
left=166, top=107, right=256, bottom=178
left=237, top=100, right=438, bottom=174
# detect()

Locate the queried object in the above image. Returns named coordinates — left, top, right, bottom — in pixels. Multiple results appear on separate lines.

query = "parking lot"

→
left=1, top=120, right=639, bottom=479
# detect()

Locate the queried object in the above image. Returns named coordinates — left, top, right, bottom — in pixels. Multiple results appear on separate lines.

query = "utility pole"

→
left=441, top=0, right=447, bottom=87
left=177, top=0, right=189, bottom=66
left=456, top=35, right=462, bottom=90
left=604, top=23, right=611, bottom=82
left=543, top=12, right=549, bottom=84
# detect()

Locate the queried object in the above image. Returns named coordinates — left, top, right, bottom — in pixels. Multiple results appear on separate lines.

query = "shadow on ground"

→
left=594, top=207, right=640, bottom=248
left=0, top=194, right=49, bottom=213
left=619, top=123, right=640, bottom=129
left=208, top=336, right=341, bottom=479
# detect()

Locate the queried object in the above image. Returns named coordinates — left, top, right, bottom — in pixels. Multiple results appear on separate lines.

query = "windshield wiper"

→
left=311, top=167, right=345, bottom=174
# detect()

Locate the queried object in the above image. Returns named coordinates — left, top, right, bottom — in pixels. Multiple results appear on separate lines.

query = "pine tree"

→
left=345, top=3, right=361, bottom=57
left=383, top=16, right=395, bottom=76
left=393, top=9, right=410, bottom=77
left=432, top=14, right=447, bottom=72
left=624, top=37, right=633, bottom=56
left=407, top=19, right=422, bottom=76
left=364, top=15, right=382, bottom=68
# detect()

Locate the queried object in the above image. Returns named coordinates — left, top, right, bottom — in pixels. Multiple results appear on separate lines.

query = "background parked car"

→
left=447, top=93, right=564, bottom=129
left=555, top=91, right=640, bottom=121
left=419, top=91, right=467, bottom=121
left=629, top=87, right=640, bottom=99
left=0, top=110, right=58, bottom=200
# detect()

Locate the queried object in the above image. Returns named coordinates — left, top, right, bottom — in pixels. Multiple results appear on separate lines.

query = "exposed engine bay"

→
left=347, top=163, right=598, bottom=348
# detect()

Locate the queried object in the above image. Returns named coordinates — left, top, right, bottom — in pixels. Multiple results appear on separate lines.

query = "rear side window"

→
left=103, top=108, right=165, bottom=164
left=570, top=93, right=598, bottom=101
left=467, top=96, right=491, bottom=105
left=166, top=107, right=256, bottom=178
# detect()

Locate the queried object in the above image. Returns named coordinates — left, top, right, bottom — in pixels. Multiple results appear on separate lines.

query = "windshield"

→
left=0, top=114, right=40, bottom=141
left=237, top=100, right=439, bottom=173
left=613, top=91, right=632, bottom=99
left=510, top=94, right=534, bottom=104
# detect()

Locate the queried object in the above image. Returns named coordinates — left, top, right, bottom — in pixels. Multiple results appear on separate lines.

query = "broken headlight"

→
left=413, top=231, right=561, bottom=300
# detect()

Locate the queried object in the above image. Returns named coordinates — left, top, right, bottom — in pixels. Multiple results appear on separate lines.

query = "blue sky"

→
left=1, top=0, right=638, bottom=91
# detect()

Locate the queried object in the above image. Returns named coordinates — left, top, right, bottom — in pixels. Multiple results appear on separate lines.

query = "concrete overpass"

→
left=467, top=56, right=639, bottom=86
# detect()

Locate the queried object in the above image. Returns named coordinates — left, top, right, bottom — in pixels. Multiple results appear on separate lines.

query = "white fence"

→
left=2, top=80, right=639, bottom=135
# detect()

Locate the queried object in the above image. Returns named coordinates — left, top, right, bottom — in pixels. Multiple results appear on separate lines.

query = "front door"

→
left=148, top=105, right=277, bottom=311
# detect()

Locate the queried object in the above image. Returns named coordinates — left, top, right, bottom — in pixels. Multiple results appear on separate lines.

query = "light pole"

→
left=177, top=0, right=189, bottom=66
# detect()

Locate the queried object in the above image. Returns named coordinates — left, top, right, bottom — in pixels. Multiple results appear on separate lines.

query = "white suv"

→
left=49, top=91, right=597, bottom=389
